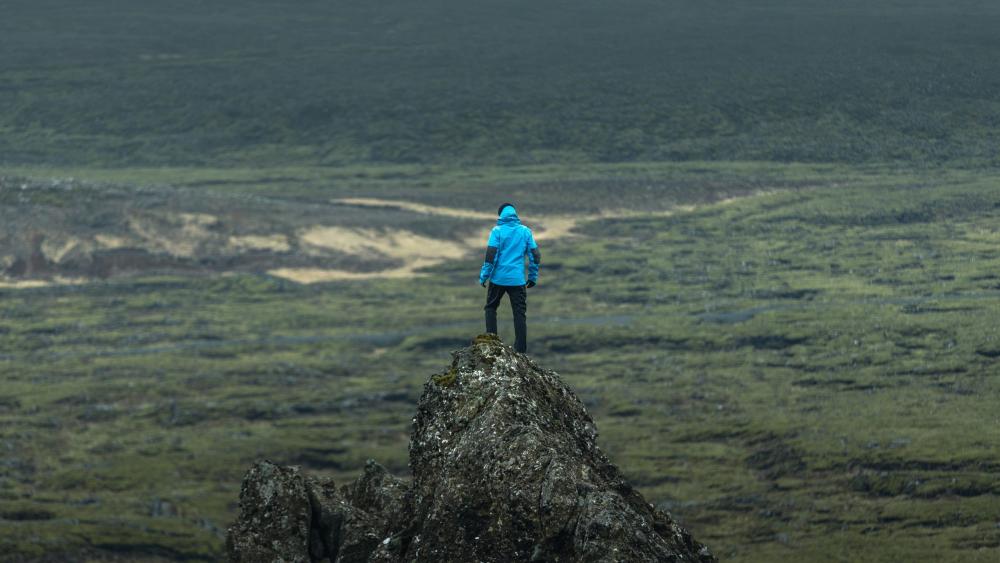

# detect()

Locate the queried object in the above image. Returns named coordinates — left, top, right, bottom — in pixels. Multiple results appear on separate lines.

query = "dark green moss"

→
left=432, top=368, right=459, bottom=388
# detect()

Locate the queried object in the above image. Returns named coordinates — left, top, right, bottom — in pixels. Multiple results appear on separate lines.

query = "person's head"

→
left=497, top=202, right=516, bottom=216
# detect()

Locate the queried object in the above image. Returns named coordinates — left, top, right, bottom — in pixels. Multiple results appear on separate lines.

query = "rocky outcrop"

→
left=226, top=334, right=715, bottom=562
left=226, top=460, right=408, bottom=562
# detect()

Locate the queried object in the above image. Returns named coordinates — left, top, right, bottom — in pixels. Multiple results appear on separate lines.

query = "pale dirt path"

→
left=0, top=193, right=770, bottom=287
left=267, top=195, right=764, bottom=283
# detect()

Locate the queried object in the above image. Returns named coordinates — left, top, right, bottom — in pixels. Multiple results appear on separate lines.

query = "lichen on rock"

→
left=227, top=335, right=715, bottom=562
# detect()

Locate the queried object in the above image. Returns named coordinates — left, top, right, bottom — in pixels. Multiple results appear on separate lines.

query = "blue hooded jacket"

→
left=479, top=205, right=540, bottom=286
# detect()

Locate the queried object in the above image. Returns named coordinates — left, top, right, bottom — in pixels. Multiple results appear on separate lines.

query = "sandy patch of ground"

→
left=94, top=234, right=130, bottom=249
left=299, top=226, right=468, bottom=261
left=333, top=197, right=579, bottom=244
left=41, top=236, right=89, bottom=264
left=277, top=194, right=771, bottom=284
left=274, top=226, right=471, bottom=283
left=228, top=234, right=291, bottom=253
left=269, top=258, right=444, bottom=282
left=273, top=202, right=680, bottom=284
left=3, top=192, right=770, bottom=288
left=127, top=212, right=219, bottom=258
left=0, top=276, right=89, bottom=289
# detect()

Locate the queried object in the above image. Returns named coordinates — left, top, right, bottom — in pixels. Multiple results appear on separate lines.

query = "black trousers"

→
left=484, top=283, right=527, bottom=353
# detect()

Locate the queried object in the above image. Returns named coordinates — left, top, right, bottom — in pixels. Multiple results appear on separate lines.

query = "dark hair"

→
left=497, top=202, right=515, bottom=216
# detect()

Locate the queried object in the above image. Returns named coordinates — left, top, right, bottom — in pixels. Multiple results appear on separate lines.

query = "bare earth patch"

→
left=269, top=198, right=719, bottom=284
left=94, top=234, right=130, bottom=250
left=127, top=212, right=219, bottom=258
left=2, top=191, right=771, bottom=287
left=228, top=234, right=291, bottom=253
left=298, top=226, right=466, bottom=259
left=40, top=236, right=89, bottom=264
left=0, top=276, right=88, bottom=289
left=274, top=226, right=471, bottom=282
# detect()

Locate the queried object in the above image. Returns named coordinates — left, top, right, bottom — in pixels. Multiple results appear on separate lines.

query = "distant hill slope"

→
left=2, top=0, right=999, bottom=167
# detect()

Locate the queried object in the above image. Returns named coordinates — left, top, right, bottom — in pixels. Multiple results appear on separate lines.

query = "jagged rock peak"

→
left=226, top=334, right=715, bottom=562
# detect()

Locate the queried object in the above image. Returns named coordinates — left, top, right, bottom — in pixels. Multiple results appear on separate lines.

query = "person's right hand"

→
left=526, top=280, right=536, bottom=288
left=481, top=281, right=487, bottom=287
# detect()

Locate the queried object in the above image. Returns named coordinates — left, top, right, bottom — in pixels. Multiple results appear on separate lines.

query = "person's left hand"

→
left=481, top=281, right=487, bottom=287
left=526, top=280, right=536, bottom=288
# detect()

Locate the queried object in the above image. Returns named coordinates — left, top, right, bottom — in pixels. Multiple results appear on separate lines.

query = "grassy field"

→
left=3, top=0, right=1000, bottom=561
left=1, top=164, right=999, bottom=561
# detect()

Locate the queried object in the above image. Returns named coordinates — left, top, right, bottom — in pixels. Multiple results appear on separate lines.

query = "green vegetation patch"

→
left=2, top=166, right=1000, bottom=561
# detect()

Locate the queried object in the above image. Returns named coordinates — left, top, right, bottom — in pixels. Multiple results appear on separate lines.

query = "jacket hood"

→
left=497, top=205, right=519, bottom=225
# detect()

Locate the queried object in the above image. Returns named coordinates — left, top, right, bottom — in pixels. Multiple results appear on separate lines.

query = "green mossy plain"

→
left=1, top=165, right=998, bottom=561
left=3, top=0, right=1000, bottom=560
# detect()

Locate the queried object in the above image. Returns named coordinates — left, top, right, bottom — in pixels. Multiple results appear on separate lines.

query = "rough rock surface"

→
left=227, top=334, right=715, bottom=562
left=226, top=459, right=407, bottom=562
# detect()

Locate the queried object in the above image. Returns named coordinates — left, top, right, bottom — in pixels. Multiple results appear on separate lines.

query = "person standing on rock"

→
left=479, top=203, right=540, bottom=354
